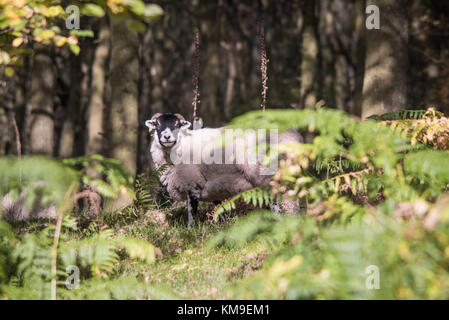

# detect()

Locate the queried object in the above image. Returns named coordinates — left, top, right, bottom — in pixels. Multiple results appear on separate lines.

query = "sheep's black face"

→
left=145, top=113, right=191, bottom=148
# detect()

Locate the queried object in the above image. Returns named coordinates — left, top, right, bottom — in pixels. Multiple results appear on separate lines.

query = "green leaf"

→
left=130, top=0, right=146, bottom=15
left=13, top=20, right=27, bottom=32
left=81, top=4, right=105, bottom=17
left=69, top=44, right=80, bottom=55
left=70, top=29, right=95, bottom=38
left=32, top=28, right=42, bottom=37
left=4, top=67, right=14, bottom=77
left=143, top=4, right=163, bottom=21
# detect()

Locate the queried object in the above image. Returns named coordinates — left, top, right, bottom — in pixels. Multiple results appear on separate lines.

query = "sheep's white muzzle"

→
left=160, top=140, right=176, bottom=147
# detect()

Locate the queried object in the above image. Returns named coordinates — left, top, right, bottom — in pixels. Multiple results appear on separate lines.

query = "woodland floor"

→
left=12, top=204, right=270, bottom=300
left=114, top=206, right=270, bottom=299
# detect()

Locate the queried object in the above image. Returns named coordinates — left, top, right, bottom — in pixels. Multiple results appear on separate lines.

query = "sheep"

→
left=145, top=112, right=303, bottom=227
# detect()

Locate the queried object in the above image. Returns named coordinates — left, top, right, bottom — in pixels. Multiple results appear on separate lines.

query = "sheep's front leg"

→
left=187, top=192, right=199, bottom=228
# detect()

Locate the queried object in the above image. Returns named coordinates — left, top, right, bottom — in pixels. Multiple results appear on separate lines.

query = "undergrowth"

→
left=2, top=107, right=449, bottom=299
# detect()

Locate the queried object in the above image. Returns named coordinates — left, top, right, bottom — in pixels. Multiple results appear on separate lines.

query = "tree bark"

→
left=86, top=20, right=110, bottom=156
left=107, top=17, right=139, bottom=176
left=0, top=106, right=11, bottom=155
left=223, top=43, right=236, bottom=120
left=137, top=29, right=153, bottom=174
left=25, top=47, right=56, bottom=155
left=300, top=0, right=319, bottom=109
left=361, top=0, right=409, bottom=118
left=353, top=0, right=367, bottom=117
left=58, top=52, right=81, bottom=158
left=201, top=20, right=221, bottom=126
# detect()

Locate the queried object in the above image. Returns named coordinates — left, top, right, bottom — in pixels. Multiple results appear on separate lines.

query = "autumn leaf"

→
left=12, top=37, right=24, bottom=47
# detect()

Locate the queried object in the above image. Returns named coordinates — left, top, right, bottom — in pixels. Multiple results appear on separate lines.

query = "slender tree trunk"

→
left=335, top=55, right=348, bottom=110
left=58, top=52, right=81, bottom=157
left=202, top=21, right=221, bottom=126
left=25, top=47, right=56, bottom=155
left=149, top=28, right=164, bottom=117
left=320, top=0, right=336, bottom=109
left=353, top=0, right=367, bottom=117
left=0, top=80, right=13, bottom=154
left=0, top=109, right=7, bottom=154
left=223, top=43, right=236, bottom=120
left=108, top=17, right=139, bottom=176
left=300, top=0, right=319, bottom=109
left=0, top=105, right=11, bottom=155
left=137, top=29, right=153, bottom=174
left=361, top=0, right=409, bottom=118
left=86, top=20, right=110, bottom=156
left=73, top=40, right=93, bottom=157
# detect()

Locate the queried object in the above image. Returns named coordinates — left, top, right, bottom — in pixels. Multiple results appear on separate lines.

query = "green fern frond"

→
left=119, top=238, right=156, bottom=264
left=62, top=154, right=134, bottom=199
left=404, top=150, right=449, bottom=197
left=324, top=168, right=375, bottom=196
left=313, top=157, right=364, bottom=176
left=134, top=164, right=168, bottom=210
left=212, top=186, right=277, bottom=221
left=0, top=156, right=80, bottom=211
left=59, top=230, right=157, bottom=277
left=208, top=210, right=286, bottom=249
left=368, top=109, right=442, bottom=120
left=0, top=218, right=158, bottom=299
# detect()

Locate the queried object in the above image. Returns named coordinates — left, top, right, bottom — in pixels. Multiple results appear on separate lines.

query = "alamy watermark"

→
left=65, top=5, right=80, bottom=30
left=65, top=4, right=380, bottom=31
left=166, top=129, right=280, bottom=176
left=66, top=265, right=80, bottom=290
left=366, top=5, right=380, bottom=30
left=365, top=265, right=380, bottom=290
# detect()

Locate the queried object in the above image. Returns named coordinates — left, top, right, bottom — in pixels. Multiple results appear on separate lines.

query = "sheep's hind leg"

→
left=187, top=192, right=199, bottom=229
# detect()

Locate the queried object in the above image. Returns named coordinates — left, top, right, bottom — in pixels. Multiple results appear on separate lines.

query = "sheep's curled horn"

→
left=145, top=113, right=161, bottom=133
left=174, top=113, right=185, bottom=121
left=145, top=113, right=187, bottom=133
left=151, top=113, right=184, bottom=121
left=151, top=113, right=163, bottom=121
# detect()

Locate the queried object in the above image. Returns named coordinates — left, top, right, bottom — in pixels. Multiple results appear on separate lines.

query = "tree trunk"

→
left=320, top=0, right=336, bottom=109
left=107, top=17, right=139, bottom=176
left=0, top=81, right=13, bottom=155
left=223, top=43, right=236, bottom=120
left=202, top=24, right=221, bottom=126
left=0, top=106, right=11, bottom=155
left=300, top=0, right=319, bottom=109
left=353, top=0, right=367, bottom=117
left=86, top=20, right=110, bottom=156
left=137, top=29, right=153, bottom=174
left=361, top=0, right=409, bottom=118
left=58, top=52, right=81, bottom=158
left=25, top=47, right=56, bottom=155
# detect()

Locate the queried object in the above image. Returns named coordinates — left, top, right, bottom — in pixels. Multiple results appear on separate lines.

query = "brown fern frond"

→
left=381, top=108, right=449, bottom=150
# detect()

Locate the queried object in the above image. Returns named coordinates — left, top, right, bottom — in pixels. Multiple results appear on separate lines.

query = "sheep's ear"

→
left=145, top=120, right=157, bottom=132
left=180, top=120, right=191, bottom=130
